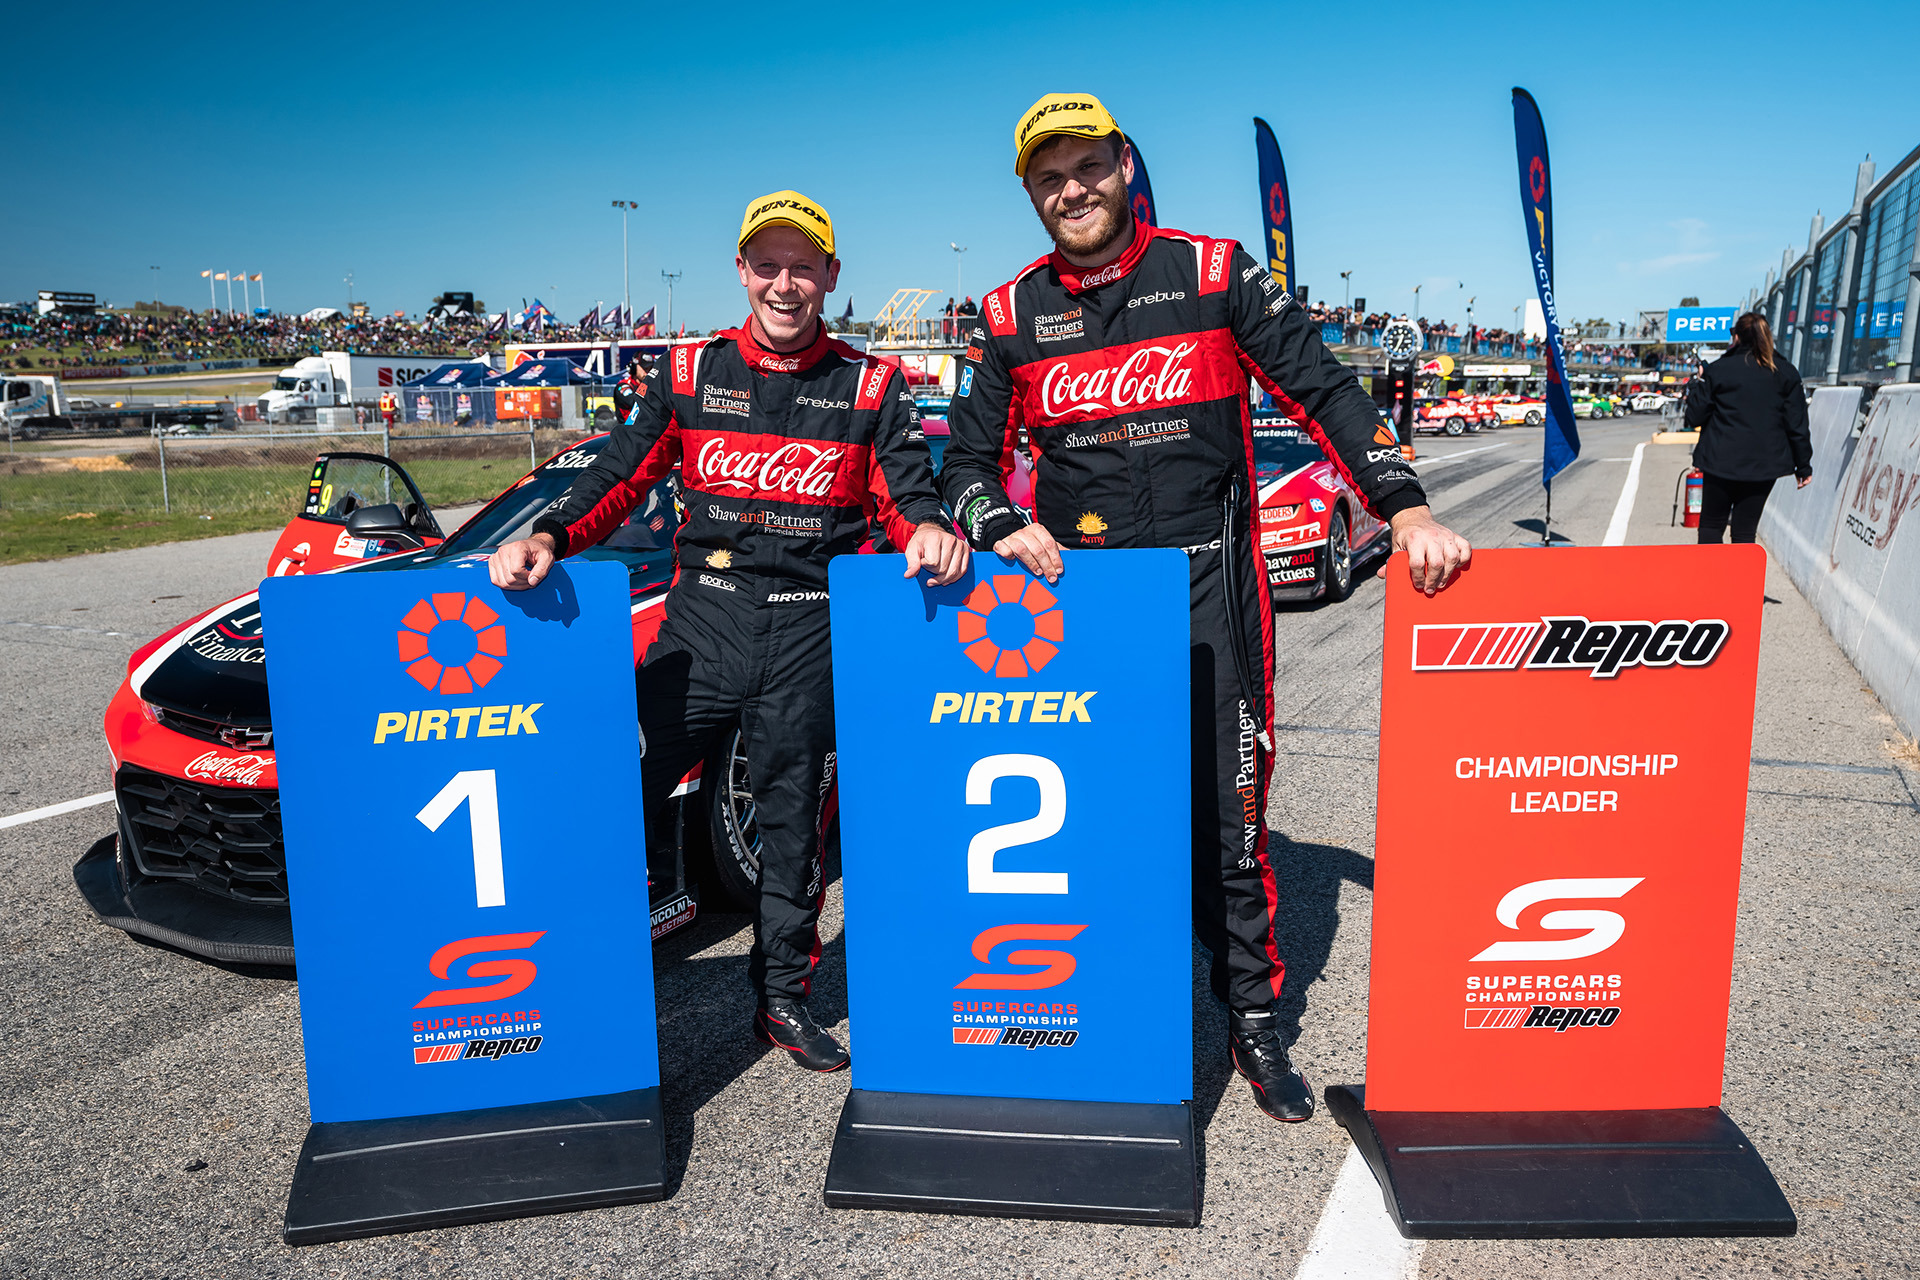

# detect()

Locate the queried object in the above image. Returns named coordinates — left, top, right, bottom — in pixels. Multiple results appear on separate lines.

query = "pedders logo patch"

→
left=959, top=575, right=1063, bottom=677
left=1413, top=616, right=1729, bottom=679
left=399, top=594, right=507, bottom=695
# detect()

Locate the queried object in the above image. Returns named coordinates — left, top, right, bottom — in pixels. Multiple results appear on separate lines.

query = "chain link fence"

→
left=0, top=423, right=589, bottom=518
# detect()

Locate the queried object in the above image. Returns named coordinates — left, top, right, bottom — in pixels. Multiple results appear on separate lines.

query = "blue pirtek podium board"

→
left=260, top=559, right=664, bottom=1244
left=825, top=550, right=1194, bottom=1225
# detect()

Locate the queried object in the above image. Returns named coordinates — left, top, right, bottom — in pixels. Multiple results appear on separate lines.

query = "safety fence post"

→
left=158, top=432, right=170, bottom=514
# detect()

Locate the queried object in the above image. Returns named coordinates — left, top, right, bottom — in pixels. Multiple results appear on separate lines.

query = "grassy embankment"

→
left=0, top=457, right=512, bottom=565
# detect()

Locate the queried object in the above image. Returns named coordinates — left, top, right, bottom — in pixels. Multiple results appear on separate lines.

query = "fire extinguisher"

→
left=1671, top=467, right=1703, bottom=528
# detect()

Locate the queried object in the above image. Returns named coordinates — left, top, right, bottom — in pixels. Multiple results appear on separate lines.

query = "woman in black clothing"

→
left=1684, top=312, right=1812, bottom=543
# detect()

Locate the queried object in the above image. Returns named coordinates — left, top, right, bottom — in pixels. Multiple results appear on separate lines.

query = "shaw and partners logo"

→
left=959, top=575, right=1064, bottom=677
left=1412, top=616, right=1728, bottom=678
left=398, top=593, right=508, bottom=695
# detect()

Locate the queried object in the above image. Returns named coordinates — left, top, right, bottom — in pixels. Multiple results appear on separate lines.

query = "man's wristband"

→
left=530, top=518, right=571, bottom=558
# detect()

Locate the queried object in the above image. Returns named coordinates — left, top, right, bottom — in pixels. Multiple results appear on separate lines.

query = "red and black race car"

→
left=74, top=437, right=761, bottom=967
left=1253, top=412, right=1393, bottom=603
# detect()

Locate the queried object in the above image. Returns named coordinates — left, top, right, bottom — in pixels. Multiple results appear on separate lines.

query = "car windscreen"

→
left=1252, top=423, right=1328, bottom=483
left=432, top=440, right=677, bottom=557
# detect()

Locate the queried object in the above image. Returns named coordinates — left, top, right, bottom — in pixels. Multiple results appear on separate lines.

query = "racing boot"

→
left=753, top=998, right=850, bottom=1073
left=1229, top=1007, right=1314, bottom=1123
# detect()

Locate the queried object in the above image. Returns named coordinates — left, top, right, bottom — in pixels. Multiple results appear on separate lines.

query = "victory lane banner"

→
left=1327, top=544, right=1796, bottom=1239
left=259, top=558, right=665, bottom=1244
left=823, top=549, right=1197, bottom=1225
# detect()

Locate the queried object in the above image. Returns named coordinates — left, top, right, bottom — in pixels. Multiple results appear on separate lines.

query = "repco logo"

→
left=1412, top=616, right=1729, bottom=678
left=1039, top=342, right=1196, bottom=417
left=695, top=436, right=845, bottom=498
left=1470, top=878, right=1643, bottom=962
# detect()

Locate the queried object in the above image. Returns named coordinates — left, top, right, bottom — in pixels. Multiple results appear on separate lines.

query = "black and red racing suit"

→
left=939, top=221, right=1428, bottom=1014
left=535, top=321, right=944, bottom=1000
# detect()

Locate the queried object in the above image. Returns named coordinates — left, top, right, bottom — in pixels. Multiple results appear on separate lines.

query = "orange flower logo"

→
left=397, top=593, right=507, bottom=695
left=958, top=575, right=1063, bottom=678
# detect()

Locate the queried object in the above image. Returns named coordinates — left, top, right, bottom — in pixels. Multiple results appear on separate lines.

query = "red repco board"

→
left=1367, top=544, right=1765, bottom=1112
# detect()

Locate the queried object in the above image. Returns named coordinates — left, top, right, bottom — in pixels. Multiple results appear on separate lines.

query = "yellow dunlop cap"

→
left=1013, top=92, right=1121, bottom=177
left=738, top=190, right=835, bottom=258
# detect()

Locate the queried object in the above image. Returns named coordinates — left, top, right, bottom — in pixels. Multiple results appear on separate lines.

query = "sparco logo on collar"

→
left=694, top=435, right=847, bottom=499
left=861, top=361, right=889, bottom=404
left=1037, top=340, right=1198, bottom=418
left=1412, top=616, right=1729, bottom=678
left=673, top=346, right=691, bottom=385
left=986, top=291, right=1008, bottom=329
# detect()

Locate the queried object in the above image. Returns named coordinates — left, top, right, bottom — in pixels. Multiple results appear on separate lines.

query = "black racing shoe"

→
left=1228, top=1008, right=1314, bottom=1123
left=753, top=998, right=850, bottom=1073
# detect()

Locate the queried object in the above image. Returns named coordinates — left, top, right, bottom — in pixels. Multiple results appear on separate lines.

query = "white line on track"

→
left=1602, top=441, right=1648, bottom=546
left=1411, top=441, right=1511, bottom=471
left=0, top=792, right=115, bottom=831
left=1291, top=1144, right=1423, bottom=1279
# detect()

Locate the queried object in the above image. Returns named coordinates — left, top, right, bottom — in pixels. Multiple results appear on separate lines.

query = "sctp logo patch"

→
left=959, top=576, right=1064, bottom=677
left=398, top=593, right=508, bottom=695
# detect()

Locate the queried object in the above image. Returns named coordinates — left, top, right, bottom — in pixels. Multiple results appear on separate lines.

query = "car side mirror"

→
left=345, top=503, right=426, bottom=549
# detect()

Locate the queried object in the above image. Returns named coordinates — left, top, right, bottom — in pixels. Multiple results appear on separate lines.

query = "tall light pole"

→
left=661, top=269, right=682, bottom=334
left=1340, top=269, right=1352, bottom=309
left=345, top=271, right=355, bottom=316
left=149, top=266, right=160, bottom=307
left=612, top=200, right=638, bottom=336
left=1412, top=283, right=1421, bottom=320
left=951, top=242, right=968, bottom=302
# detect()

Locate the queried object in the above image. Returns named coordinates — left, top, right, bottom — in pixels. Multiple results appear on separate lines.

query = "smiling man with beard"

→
left=491, top=190, right=968, bottom=1072
left=940, top=94, right=1471, bottom=1123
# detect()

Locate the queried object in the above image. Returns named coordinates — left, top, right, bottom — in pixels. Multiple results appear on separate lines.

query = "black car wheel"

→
left=700, top=726, right=761, bottom=911
left=1443, top=417, right=1465, bottom=437
left=1323, top=510, right=1353, bottom=602
left=1525, top=409, right=1543, bottom=425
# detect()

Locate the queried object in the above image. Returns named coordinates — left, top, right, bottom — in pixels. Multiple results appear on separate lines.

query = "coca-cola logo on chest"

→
left=1037, top=341, right=1198, bottom=419
left=695, top=435, right=847, bottom=499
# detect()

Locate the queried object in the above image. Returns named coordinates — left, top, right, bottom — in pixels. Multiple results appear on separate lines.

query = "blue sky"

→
left=6, top=1, right=1917, bottom=333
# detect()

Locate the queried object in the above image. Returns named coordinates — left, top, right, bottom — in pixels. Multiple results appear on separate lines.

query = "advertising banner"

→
left=1254, top=117, right=1295, bottom=298
left=1510, top=89, right=1580, bottom=488
left=260, top=560, right=658, bottom=1124
left=1367, top=545, right=1764, bottom=1112
left=1126, top=136, right=1158, bottom=227
left=828, top=551, right=1191, bottom=1105
left=1664, top=307, right=1737, bottom=343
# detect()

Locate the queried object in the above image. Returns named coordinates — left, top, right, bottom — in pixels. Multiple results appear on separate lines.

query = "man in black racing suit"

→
left=491, top=190, right=969, bottom=1072
left=940, top=95, right=1471, bottom=1122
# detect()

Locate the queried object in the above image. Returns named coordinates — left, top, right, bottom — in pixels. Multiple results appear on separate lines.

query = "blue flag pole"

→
left=1511, top=87, right=1580, bottom=545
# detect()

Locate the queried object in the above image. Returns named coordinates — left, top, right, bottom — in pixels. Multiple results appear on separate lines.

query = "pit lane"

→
left=1, top=419, right=1913, bottom=1277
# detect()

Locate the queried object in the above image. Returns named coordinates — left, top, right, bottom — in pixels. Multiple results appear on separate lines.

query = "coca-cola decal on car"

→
left=685, top=431, right=868, bottom=506
left=1019, top=331, right=1240, bottom=425
left=184, top=751, right=274, bottom=787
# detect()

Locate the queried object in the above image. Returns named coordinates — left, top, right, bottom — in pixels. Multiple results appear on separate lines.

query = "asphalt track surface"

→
left=2, top=419, right=1914, bottom=1278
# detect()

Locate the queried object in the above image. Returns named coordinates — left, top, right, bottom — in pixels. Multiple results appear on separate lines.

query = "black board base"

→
left=1325, top=1084, right=1796, bottom=1239
left=283, top=1086, right=666, bottom=1245
left=822, top=1089, right=1197, bottom=1227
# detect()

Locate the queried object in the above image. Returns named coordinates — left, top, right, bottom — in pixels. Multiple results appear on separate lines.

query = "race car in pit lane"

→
left=1488, top=394, right=1547, bottom=426
left=1411, top=396, right=1492, bottom=436
left=1253, top=413, right=1392, bottom=603
left=74, top=436, right=763, bottom=968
